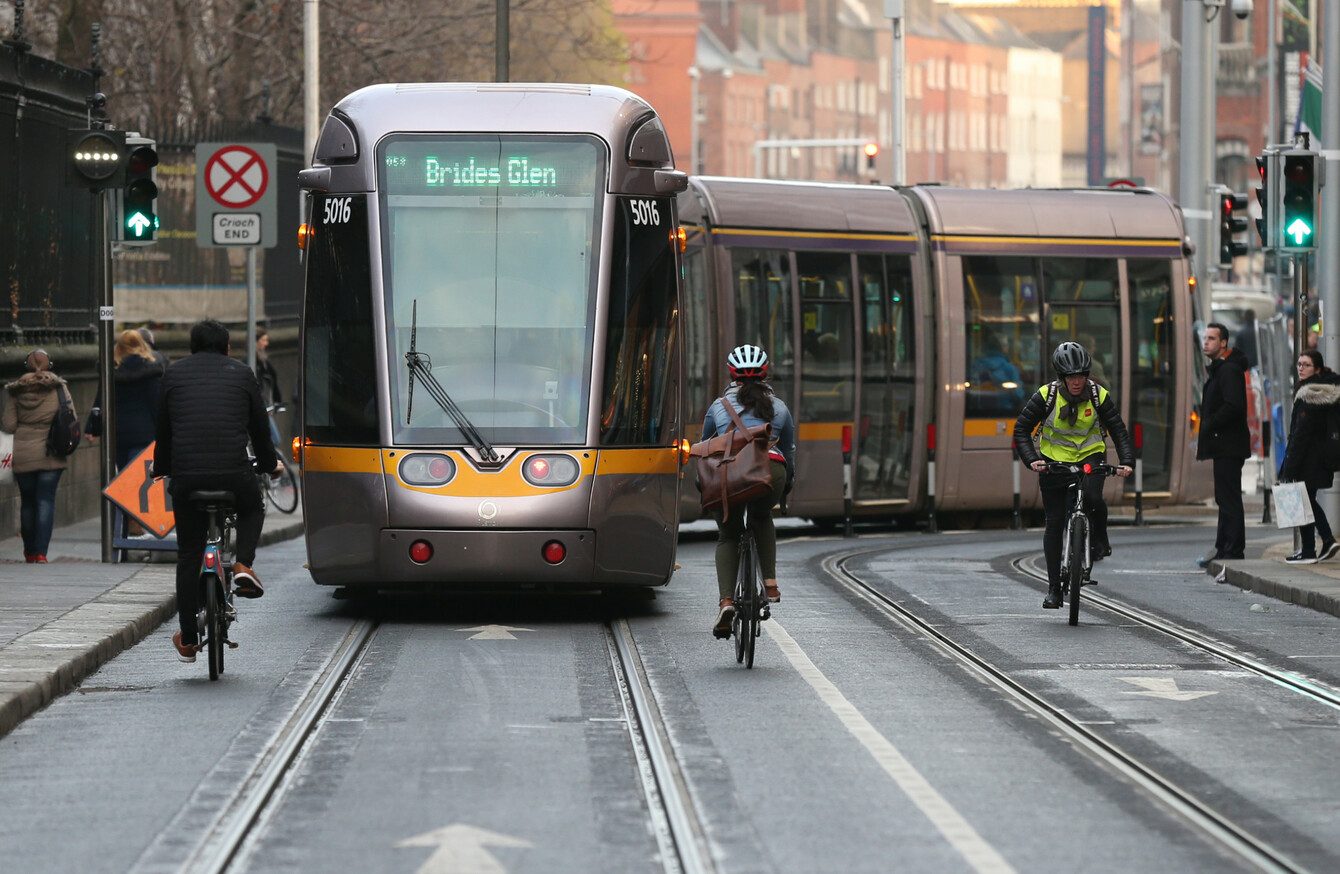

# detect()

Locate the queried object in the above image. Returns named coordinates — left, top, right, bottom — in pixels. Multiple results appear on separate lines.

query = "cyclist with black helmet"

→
left=1013, top=342, right=1135, bottom=609
left=702, top=345, right=796, bottom=637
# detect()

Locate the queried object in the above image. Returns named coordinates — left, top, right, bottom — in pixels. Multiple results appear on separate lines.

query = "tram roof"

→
left=329, top=82, right=659, bottom=141
left=683, top=177, right=917, bottom=235
left=905, top=186, right=1186, bottom=241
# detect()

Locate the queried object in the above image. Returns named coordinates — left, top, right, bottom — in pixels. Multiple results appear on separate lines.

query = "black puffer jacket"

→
left=1280, top=373, right=1340, bottom=489
left=153, top=351, right=277, bottom=478
left=1197, top=348, right=1251, bottom=460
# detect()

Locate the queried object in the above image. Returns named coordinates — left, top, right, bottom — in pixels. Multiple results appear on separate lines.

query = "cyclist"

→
left=1013, top=341, right=1134, bottom=609
left=702, top=345, right=796, bottom=637
left=153, top=319, right=282, bottom=661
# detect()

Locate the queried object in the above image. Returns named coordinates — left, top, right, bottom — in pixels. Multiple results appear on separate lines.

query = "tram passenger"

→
left=1013, top=342, right=1134, bottom=609
left=703, top=345, right=796, bottom=637
left=153, top=319, right=283, bottom=662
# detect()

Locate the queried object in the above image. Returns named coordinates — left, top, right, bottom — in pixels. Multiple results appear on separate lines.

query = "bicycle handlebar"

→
left=1041, top=461, right=1122, bottom=476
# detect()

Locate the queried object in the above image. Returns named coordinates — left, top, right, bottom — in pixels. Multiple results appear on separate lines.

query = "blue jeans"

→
left=14, top=469, right=63, bottom=557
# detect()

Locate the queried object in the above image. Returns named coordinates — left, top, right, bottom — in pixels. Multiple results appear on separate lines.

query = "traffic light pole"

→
left=97, top=190, right=116, bottom=563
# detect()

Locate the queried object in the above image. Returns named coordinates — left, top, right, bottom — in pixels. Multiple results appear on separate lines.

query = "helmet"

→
left=1051, top=342, right=1092, bottom=376
left=727, top=344, right=769, bottom=379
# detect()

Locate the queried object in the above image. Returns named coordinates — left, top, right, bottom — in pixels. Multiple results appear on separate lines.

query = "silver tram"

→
left=677, top=179, right=1209, bottom=524
left=296, top=83, right=689, bottom=590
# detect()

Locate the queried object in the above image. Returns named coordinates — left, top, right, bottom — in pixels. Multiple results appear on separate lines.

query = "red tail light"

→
left=542, top=540, right=566, bottom=564
left=409, top=540, right=433, bottom=564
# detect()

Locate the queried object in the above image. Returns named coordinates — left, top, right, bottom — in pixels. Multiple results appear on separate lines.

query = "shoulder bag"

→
left=689, top=398, right=773, bottom=522
left=46, top=386, right=82, bottom=458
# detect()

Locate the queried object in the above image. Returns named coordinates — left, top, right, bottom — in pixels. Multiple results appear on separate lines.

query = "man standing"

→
left=153, top=319, right=282, bottom=662
left=1197, top=323, right=1251, bottom=565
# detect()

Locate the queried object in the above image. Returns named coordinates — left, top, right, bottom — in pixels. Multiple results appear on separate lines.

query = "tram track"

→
left=605, top=618, right=717, bottom=874
left=132, top=619, right=380, bottom=874
left=1011, top=555, right=1340, bottom=713
left=823, top=549, right=1313, bottom=874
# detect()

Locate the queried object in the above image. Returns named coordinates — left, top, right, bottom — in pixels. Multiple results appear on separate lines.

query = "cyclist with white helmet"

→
left=1013, top=341, right=1134, bottom=609
left=702, top=344, right=796, bottom=637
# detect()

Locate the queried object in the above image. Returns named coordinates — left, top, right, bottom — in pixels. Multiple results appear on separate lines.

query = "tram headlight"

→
left=523, top=454, right=581, bottom=487
left=399, top=453, right=457, bottom=486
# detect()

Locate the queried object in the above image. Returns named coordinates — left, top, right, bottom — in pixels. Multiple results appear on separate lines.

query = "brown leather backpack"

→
left=689, top=398, right=773, bottom=521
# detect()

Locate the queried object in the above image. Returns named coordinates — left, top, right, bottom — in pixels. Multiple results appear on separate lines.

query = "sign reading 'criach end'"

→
left=195, top=142, right=278, bottom=249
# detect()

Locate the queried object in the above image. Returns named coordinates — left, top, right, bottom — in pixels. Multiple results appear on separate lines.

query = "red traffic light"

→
left=1284, top=155, right=1314, bottom=184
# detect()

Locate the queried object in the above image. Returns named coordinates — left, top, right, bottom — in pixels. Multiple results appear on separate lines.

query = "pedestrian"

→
left=89, top=329, right=165, bottom=471
left=2, top=349, right=77, bottom=563
left=1197, top=323, right=1251, bottom=565
left=153, top=319, right=282, bottom=662
left=137, top=326, right=172, bottom=373
left=254, top=326, right=283, bottom=450
left=1279, top=350, right=1340, bottom=563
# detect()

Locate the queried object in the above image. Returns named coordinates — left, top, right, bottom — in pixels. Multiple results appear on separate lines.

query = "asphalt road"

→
left=2, top=520, right=1338, bottom=874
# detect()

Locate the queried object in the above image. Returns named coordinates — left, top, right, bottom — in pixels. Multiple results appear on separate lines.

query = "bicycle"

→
left=1044, top=461, right=1120, bottom=626
left=256, top=404, right=299, bottom=514
left=731, top=504, right=771, bottom=668
left=189, top=489, right=240, bottom=680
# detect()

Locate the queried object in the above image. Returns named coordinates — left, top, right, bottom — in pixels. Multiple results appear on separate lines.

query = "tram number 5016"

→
left=630, top=199, right=661, bottom=226
left=323, top=197, right=352, bottom=224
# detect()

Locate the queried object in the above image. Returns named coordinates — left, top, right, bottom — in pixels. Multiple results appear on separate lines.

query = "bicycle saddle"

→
left=189, top=490, right=235, bottom=507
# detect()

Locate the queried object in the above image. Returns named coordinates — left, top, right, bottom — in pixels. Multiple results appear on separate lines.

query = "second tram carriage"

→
left=295, top=83, right=688, bottom=591
left=677, top=178, right=1207, bottom=524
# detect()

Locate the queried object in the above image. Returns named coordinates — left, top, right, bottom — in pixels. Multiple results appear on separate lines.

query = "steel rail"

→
left=182, top=619, right=380, bottom=874
left=825, top=551, right=1311, bottom=874
left=607, top=619, right=716, bottom=874
left=1012, top=556, right=1340, bottom=713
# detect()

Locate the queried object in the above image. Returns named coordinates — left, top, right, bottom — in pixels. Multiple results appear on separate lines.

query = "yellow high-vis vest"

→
left=1037, top=382, right=1107, bottom=462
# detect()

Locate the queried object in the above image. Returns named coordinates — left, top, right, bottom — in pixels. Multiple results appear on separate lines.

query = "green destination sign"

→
left=421, top=157, right=558, bottom=187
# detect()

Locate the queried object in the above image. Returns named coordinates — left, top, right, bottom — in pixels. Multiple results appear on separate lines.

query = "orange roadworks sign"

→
left=103, top=442, right=176, bottom=537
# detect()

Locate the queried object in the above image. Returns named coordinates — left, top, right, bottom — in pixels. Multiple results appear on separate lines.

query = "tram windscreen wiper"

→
left=404, top=300, right=500, bottom=463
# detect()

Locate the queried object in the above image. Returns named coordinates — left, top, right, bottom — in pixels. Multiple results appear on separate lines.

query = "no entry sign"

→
left=196, top=142, right=277, bottom=248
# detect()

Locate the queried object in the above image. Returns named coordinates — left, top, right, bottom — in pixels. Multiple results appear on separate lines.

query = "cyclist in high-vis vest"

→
left=1014, top=342, right=1135, bottom=609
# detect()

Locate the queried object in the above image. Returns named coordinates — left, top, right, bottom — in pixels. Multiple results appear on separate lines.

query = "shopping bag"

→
left=0, top=430, right=13, bottom=485
left=1274, top=481, right=1315, bottom=529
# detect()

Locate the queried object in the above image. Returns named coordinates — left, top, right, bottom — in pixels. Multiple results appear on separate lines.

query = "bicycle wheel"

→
left=266, top=463, right=299, bottom=513
left=205, top=573, right=224, bottom=680
left=1067, top=519, right=1086, bottom=627
left=744, top=540, right=761, bottom=669
left=733, top=533, right=751, bottom=664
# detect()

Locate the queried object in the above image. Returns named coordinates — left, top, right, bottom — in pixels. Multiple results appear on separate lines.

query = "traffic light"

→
left=864, top=142, right=879, bottom=171
left=1254, top=151, right=1278, bottom=249
left=66, top=129, right=126, bottom=190
left=119, top=136, right=159, bottom=245
left=1218, top=191, right=1248, bottom=267
left=1280, top=150, right=1319, bottom=250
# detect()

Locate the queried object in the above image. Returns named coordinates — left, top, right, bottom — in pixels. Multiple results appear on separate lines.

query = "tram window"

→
left=682, top=246, right=714, bottom=432
left=797, top=251, right=854, bottom=422
left=731, top=248, right=794, bottom=395
left=600, top=196, right=679, bottom=446
left=1042, top=258, right=1118, bottom=302
left=378, top=135, right=601, bottom=445
left=962, top=256, right=1036, bottom=417
left=1127, top=258, right=1176, bottom=492
left=303, top=193, right=379, bottom=444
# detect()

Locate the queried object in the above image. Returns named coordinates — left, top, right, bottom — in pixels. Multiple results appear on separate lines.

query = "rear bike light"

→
left=409, top=540, right=433, bottom=564
left=204, top=550, right=216, bottom=570
left=523, top=454, right=581, bottom=487
left=1083, top=463, right=1092, bottom=474
left=542, top=540, right=567, bottom=564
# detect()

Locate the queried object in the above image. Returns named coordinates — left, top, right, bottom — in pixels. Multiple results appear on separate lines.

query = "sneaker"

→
left=712, top=598, right=735, bottom=638
left=32, top=555, right=47, bottom=564
left=1320, top=542, right=1340, bottom=562
left=232, top=563, right=264, bottom=598
left=764, top=579, right=781, bottom=603
left=1285, top=551, right=1318, bottom=565
left=172, top=631, right=200, bottom=663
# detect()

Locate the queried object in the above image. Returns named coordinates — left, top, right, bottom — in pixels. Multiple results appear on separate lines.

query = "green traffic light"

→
left=1285, top=218, right=1313, bottom=247
left=127, top=212, right=153, bottom=238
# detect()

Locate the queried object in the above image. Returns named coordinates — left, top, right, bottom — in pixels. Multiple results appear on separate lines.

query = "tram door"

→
left=854, top=254, right=916, bottom=502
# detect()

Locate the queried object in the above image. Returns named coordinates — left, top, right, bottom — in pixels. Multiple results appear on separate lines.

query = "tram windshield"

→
left=379, top=135, right=603, bottom=445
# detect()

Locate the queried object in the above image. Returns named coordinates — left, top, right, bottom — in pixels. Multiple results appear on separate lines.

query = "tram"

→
left=295, top=83, right=688, bottom=590
left=677, top=179, right=1208, bottom=524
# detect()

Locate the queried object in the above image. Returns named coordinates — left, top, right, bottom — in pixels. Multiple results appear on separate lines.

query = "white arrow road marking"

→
left=1118, top=677, right=1218, bottom=701
left=454, top=625, right=534, bottom=640
left=396, top=823, right=532, bottom=874
left=766, top=619, right=1017, bottom=873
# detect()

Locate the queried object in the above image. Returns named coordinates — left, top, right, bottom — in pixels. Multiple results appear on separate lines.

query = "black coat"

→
left=92, top=354, right=164, bottom=451
left=1013, top=379, right=1136, bottom=480
left=153, top=351, right=277, bottom=478
left=1197, top=348, right=1251, bottom=460
left=1280, top=373, right=1340, bottom=489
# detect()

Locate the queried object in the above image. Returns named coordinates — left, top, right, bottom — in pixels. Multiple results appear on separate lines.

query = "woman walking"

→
left=2, top=350, right=77, bottom=562
left=1280, top=349, right=1340, bottom=564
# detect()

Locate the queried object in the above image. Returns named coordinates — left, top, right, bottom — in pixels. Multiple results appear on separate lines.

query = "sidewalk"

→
left=0, top=507, right=304, bottom=737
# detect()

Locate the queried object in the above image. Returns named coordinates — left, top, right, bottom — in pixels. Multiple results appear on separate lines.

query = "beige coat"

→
left=2, top=371, right=74, bottom=473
